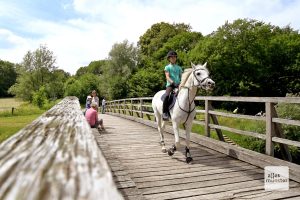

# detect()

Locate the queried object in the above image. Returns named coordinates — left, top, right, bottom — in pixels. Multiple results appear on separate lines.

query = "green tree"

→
left=138, top=22, right=193, bottom=69
left=190, top=18, right=300, bottom=98
left=138, top=22, right=191, bottom=58
left=32, top=86, right=48, bottom=108
left=22, top=45, right=56, bottom=86
left=131, top=22, right=202, bottom=98
left=9, top=45, right=64, bottom=101
left=75, top=60, right=108, bottom=76
left=64, top=73, right=101, bottom=103
left=102, top=40, right=138, bottom=99
left=8, top=66, right=36, bottom=101
left=45, top=69, right=70, bottom=100
left=128, top=68, right=163, bottom=97
left=0, top=60, right=17, bottom=97
left=155, top=31, right=203, bottom=67
left=267, top=30, right=300, bottom=95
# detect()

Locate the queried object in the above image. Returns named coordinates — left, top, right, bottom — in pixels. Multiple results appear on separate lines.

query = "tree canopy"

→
left=8, top=45, right=69, bottom=102
left=0, top=60, right=17, bottom=97
left=3, top=19, right=299, bottom=107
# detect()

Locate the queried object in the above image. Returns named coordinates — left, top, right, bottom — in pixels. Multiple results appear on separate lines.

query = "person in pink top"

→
left=85, top=102, right=105, bottom=131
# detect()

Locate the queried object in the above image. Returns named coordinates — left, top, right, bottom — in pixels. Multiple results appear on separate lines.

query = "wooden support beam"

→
left=273, top=106, right=292, bottom=162
left=265, top=102, right=275, bottom=156
left=208, top=104, right=225, bottom=142
left=205, top=100, right=211, bottom=137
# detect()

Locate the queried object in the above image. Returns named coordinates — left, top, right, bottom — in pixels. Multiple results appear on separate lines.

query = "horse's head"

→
left=191, top=62, right=215, bottom=90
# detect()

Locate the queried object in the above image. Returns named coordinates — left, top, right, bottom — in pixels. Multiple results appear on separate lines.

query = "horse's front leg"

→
left=168, top=122, right=180, bottom=156
left=185, top=121, right=193, bottom=163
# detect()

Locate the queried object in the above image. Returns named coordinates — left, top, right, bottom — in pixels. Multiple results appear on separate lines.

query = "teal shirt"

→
left=164, top=64, right=183, bottom=87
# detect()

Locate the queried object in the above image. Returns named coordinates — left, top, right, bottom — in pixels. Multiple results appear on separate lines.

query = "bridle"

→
left=192, top=69, right=210, bottom=88
left=177, top=69, right=211, bottom=128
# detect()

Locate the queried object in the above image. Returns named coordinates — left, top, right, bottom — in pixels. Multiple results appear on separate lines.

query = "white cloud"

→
left=0, top=29, right=35, bottom=63
left=0, top=0, right=299, bottom=74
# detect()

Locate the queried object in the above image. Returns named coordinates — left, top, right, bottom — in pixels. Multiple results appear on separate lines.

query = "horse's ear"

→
left=191, top=62, right=196, bottom=69
left=203, top=62, right=207, bottom=68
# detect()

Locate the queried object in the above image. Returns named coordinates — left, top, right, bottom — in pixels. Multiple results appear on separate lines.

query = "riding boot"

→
left=162, top=96, right=170, bottom=121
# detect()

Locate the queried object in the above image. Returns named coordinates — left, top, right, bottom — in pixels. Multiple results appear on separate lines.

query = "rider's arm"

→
left=165, top=71, right=173, bottom=84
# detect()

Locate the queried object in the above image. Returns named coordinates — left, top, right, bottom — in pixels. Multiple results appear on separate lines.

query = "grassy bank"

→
left=0, top=100, right=47, bottom=143
left=0, top=114, right=43, bottom=142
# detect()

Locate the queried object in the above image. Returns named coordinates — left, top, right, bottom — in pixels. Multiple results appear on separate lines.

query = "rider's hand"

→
left=172, top=83, right=179, bottom=88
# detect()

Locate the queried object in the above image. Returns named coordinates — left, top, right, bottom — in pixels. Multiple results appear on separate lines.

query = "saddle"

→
left=161, top=90, right=177, bottom=111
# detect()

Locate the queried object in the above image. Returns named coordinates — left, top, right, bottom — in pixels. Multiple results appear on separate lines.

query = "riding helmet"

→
left=167, top=50, right=177, bottom=59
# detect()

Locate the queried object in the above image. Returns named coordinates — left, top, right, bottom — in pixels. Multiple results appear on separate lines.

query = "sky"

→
left=0, top=0, right=300, bottom=75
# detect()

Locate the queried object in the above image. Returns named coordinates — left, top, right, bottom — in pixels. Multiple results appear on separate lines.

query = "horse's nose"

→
left=208, top=80, right=215, bottom=88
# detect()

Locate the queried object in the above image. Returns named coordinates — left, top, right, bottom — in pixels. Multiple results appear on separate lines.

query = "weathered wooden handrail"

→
left=106, top=96, right=300, bottom=160
left=0, top=97, right=122, bottom=200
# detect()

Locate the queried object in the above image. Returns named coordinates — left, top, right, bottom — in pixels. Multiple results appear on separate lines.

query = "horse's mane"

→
left=179, top=68, right=193, bottom=90
left=179, top=65, right=209, bottom=90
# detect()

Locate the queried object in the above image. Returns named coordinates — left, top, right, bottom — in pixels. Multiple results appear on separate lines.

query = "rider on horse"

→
left=162, top=50, right=183, bottom=121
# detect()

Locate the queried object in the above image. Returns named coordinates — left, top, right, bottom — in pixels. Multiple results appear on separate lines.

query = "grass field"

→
left=0, top=98, right=23, bottom=111
left=0, top=98, right=45, bottom=143
left=0, top=114, right=42, bottom=142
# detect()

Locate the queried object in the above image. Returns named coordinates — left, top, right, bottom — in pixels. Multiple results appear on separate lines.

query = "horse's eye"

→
left=196, top=72, right=201, bottom=76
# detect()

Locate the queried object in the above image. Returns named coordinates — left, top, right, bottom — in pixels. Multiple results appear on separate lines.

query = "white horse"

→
left=152, top=62, right=215, bottom=163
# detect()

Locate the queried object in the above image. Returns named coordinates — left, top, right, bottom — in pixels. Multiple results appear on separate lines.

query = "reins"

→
left=176, top=86, right=196, bottom=129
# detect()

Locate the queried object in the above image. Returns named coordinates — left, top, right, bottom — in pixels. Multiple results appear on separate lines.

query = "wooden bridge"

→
left=0, top=96, right=300, bottom=200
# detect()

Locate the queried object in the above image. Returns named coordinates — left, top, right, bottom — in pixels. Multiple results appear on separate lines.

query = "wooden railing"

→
left=106, top=96, right=300, bottom=161
left=0, top=97, right=122, bottom=200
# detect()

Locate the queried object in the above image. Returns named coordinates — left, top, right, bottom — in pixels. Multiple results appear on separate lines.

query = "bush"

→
left=32, top=86, right=49, bottom=108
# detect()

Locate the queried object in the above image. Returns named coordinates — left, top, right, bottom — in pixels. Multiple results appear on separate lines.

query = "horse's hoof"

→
left=168, top=144, right=176, bottom=156
left=168, top=149, right=174, bottom=156
left=186, top=157, right=193, bottom=164
left=162, top=148, right=167, bottom=153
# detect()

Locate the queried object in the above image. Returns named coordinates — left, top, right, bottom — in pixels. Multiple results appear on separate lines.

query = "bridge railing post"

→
left=123, top=100, right=126, bottom=114
left=131, top=99, right=133, bottom=116
left=114, top=101, right=116, bottom=113
left=140, top=99, right=143, bottom=119
left=265, top=102, right=275, bottom=156
left=205, top=99, right=211, bottom=137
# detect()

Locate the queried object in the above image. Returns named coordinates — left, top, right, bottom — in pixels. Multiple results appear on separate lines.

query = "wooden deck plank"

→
left=246, top=187, right=300, bottom=200
left=179, top=182, right=300, bottom=200
left=96, top=114, right=300, bottom=200
left=136, top=168, right=262, bottom=188
left=144, top=180, right=265, bottom=199
left=123, top=159, right=245, bottom=174
left=140, top=173, right=264, bottom=195
left=92, top=129, right=144, bottom=200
